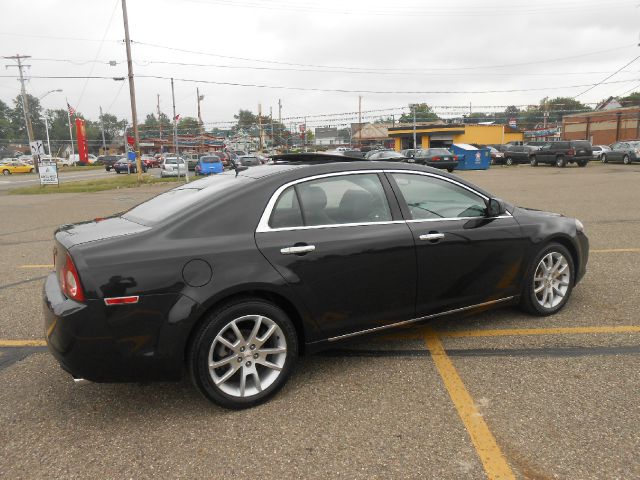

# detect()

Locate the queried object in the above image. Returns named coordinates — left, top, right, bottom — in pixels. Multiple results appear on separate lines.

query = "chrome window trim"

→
left=326, top=296, right=515, bottom=342
left=255, top=168, right=510, bottom=233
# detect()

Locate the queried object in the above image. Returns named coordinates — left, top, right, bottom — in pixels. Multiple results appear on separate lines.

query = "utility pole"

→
left=197, top=88, right=204, bottom=153
left=412, top=104, right=417, bottom=150
left=157, top=94, right=162, bottom=152
left=278, top=99, right=282, bottom=147
left=99, top=106, right=107, bottom=155
left=4, top=54, right=36, bottom=165
left=304, top=116, right=307, bottom=152
left=358, top=95, right=362, bottom=147
left=270, top=106, right=274, bottom=150
left=171, top=77, right=187, bottom=181
left=121, top=0, right=143, bottom=181
left=258, top=103, right=263, bottom=152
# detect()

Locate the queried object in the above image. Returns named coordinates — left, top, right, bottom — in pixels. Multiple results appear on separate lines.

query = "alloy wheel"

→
left=623, top=155, right=630, bottom=165
left=506, top=157, right=513, bottom=166
left=208, top=315, right=287, bottom=398
left=533, top=252, right=570, bottom=309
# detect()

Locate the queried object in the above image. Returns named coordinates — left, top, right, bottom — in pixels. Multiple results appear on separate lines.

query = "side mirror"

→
left=485, top=198, right=507, bottom=217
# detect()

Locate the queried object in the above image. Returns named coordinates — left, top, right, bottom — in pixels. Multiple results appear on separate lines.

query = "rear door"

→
left=387, top=171, right=528, bottom=316
left=255, top=171, right=417, bottom=339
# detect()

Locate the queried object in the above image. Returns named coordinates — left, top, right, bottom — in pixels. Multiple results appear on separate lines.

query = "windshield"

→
left=201, top=156, right=221, bottom=163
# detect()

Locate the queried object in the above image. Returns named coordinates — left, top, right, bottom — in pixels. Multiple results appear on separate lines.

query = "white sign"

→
left=30, top=140, right=45, bottom=156
left=38, top=161, right=59, bottom=185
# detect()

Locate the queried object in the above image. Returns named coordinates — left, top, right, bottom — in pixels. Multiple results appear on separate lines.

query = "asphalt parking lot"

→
left=1, top=162, right=639, bottom=479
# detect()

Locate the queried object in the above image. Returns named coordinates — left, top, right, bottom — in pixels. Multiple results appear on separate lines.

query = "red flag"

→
left=75, top=118, right=88, bottom=164
left=174, top=114, right=181, bottom=121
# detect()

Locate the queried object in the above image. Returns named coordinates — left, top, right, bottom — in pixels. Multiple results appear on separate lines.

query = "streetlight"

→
left=38, top=89, right=63, bottom=157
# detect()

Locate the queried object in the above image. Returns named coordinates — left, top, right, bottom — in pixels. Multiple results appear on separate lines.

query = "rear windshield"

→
left=123, top=175, right=251, bottom=226
left=165, top=158, right=182, bottom=164
left=426, top=149, right=452, bottom=155
left=201, top=156, right=221, bottom=163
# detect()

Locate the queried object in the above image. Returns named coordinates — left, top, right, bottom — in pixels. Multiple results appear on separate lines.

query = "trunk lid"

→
left=55, top=216, right=150, bottom=249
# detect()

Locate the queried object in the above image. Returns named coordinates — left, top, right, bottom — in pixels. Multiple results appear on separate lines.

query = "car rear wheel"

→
left=189, top=298, right=298, bottom=409
left=520, top=243, right=574, bottom=316
left=530, top=156, right=538, bottom=167
left=601, top=154, right=607, bottom=163
left=556, top=156, right=567, bottom=168
left=577, top=160, right=587, bottom=167
left=505, top=157, right=513, bottom=166
left=623, top=155, right=631, bottom=165
left=446, top=167, right=454, bottom=173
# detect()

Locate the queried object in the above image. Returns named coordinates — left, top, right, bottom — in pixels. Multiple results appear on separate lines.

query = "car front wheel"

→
left=601, top=154, right=607, bottom=163
left=2, top=169, right=10, bottom=175
left=188, top=298, right=298, bottom=409
left=505, top=157, right=513, bottom=166
left=623, top=155, right=631, bottom=165
left=530, top=156, right=538, bottom=167
left=521, top=243, right=574, bottom=316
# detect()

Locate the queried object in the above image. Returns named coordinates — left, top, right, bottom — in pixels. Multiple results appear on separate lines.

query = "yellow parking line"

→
left=424, top=328, right=515, bottom=480
left=0, top=339, right=47, bottom=347
left=19, top=264, right=54, bottom=269
left=441, top=325, right=640, bottom=338
left=591, top=248, right=640, bottom=253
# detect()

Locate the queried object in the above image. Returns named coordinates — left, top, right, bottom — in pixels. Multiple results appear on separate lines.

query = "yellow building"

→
left=389, top=123, right=524, bottom=151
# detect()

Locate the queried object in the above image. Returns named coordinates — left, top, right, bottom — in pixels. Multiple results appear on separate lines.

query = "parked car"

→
left=183, top=153, right=200, bottom=171
left=600, top=141, right=640, bottom=164
left=113, top=158, right=147, bottom=174
left=1, top=161, right=34, bottom=175
left=141, top=154, right=160, bottom=168
left=366, top=150, right=406, bottom=161
left=43, top=156, right=589, bottom=409
left=160, top=156, right=187, bottom=177
left=487, top=146, right=504, bottom=165
left=101, top=155, right=125, bottom=171
left=400, top=149, right=419, bottom=159
left=410, top=148, right=458, bottom=172
left=236, top=155, right=262, bottom=167
left=195, top=156, right=224, bottom=175
left=591, top=145, right=611, bottom=160
left=502, top=145, right=538, bottom=166
left=532, top=140, right=592, bottom=167
left=211, top=151, right=231, bottom=167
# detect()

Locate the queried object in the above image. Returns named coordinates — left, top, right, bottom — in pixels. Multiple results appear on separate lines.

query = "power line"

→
left=574, top=55, right=640, bottom=98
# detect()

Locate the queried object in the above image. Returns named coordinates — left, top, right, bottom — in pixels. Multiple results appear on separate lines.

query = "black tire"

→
left=188, top=298, right=298, bottom=409
left=623, top=155, right=631, bottom=165
left=556, top=156, right=567, bottom=168
left=505, top=157, right=513, bottom=166
left=2, top=169, right=10, bottom=175
left=601, top=154, right=607, bottom=164
left=446, top=167, right=454, bottom=173
left=520, top=242, right=575, bottom=316
left=530, top=156, right=538, bottom=167
left=577, top=160, right=587, bottom=167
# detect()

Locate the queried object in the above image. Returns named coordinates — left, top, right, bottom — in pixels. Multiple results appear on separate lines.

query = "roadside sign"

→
left=38, top=161, right=59, bottom=186
left=30, top=140, right=45, bottom=156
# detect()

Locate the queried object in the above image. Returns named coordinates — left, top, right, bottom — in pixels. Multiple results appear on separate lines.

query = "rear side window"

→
left=268, top=173, right=392, bottom=229
left=572, top=141, right=591, bottom=149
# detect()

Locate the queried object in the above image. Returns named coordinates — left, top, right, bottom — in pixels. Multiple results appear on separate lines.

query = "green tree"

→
left=399, top=103, right=439, bottom=123
left=177, top=116, right=200, bottom=135
left=0, top=99, right=16, bottom=141
left=9, top=94, right=45, bottom=142
left=617, top=91, right=640, bottom=107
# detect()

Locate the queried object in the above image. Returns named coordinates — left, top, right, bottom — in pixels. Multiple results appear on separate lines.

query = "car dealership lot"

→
left=1, top=163, right=639, bottom=479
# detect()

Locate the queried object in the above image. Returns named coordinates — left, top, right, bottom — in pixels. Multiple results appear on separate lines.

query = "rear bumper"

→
left=424, top=161, right=458, bottom=170
left=43, top=273, right=194, bottom=382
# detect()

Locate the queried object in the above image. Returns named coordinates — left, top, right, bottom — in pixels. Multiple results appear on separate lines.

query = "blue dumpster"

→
left=450, top=143, right=490, bottom=170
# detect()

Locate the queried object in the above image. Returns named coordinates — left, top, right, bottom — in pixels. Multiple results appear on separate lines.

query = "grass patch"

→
left=57, top=164, right=106, bottom=172
left=9, top=174, right=183, bottom=195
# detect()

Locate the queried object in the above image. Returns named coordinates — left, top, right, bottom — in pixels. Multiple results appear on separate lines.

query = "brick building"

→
left=563, top=107, right=640, bottom=145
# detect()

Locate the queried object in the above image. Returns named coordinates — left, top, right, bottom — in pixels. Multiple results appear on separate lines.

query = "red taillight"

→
left=567, top=148, right=575, bottom=156
left=433, top=156, right=441, bottom=161
left=454, top=155, right=458, bottom=161
left=59, top=254, right=85, bottom=302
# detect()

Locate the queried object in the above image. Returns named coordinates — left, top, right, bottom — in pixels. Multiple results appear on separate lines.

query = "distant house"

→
left=595, top=97, right=623, bottom=111
left=352, top=122, right=393, bottom=148
left=314, top=127, right=340, bottom=146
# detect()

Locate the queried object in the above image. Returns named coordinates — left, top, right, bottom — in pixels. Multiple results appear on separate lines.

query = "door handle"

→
left=280, top=245, right=316, bottom=255
left=419, top=233, right=445, bottom=242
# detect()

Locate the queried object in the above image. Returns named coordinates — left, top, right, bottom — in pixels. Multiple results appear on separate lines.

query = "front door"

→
left=255, top=172, right=417, bottom=339
left=387, top=171, right=528, bottom=316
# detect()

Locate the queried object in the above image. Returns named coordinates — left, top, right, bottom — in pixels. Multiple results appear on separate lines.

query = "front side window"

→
left=391, top=173, right=486, bottom=220
left=268, top=173, right=392, bottom=229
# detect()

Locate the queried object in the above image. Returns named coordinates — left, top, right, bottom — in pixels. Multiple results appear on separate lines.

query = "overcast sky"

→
left=2, top=0, right=639, bottom=129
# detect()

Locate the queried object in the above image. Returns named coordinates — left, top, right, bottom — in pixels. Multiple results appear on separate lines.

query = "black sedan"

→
left=409, top=148, right=458, bottom=172
left=44, top=158, right=588, bottom=409
left=113, top=158, right=147, bottom=174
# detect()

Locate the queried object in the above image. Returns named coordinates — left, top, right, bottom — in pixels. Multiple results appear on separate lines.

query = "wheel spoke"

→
left=214, top=364, right=238, bottom=386
left=259, top=346, right=287, bottom=355
left=534, top=284, right=545, bottom=294
left=217, top=336, right=237, bottom=351
left=252, top=371, right=263, bottom=392
left=257, top=359, right=282, bottom=371
left=541, top=288, right=550, bottom=306
left=248, top=316, right=263, bottom=343
left=239, top=369, right=247, bottom=397
left=230, top=321, right=244, bottom=343
left=209, top=355, right=235, bottom=369
left=257, top=324, right=277, bottom=346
